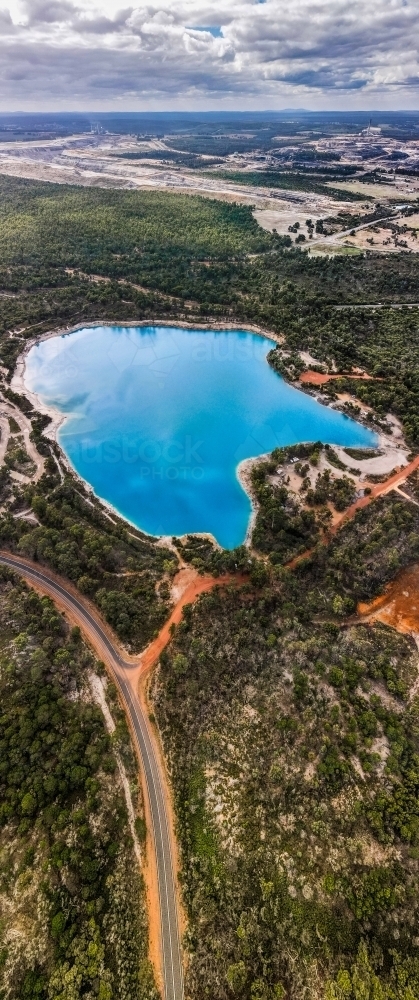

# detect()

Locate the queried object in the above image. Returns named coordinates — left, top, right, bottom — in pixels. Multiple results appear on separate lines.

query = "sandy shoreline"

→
left=11, top=315, right=283, bottom=449
left=11, top=318, right=284, bottom=549
left=236, top=455, right=268, bottom=545
left=11, top=317, right=409, bottom=551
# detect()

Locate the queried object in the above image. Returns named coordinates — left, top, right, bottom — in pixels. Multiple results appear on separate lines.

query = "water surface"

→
left=25, top=325, right=377, bottom=548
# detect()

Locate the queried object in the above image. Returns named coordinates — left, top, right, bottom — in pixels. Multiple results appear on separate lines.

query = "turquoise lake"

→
left=25, top=325, right=377, bottom=549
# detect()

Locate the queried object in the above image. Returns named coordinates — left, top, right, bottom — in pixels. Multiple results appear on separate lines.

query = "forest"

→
left=0, top=454, right=172, bottom=651
left=0, top=175, right=419, bottom=363
left=0, top=565, right=157, bottom=1000
left=207, top=170, right=368, bottom=200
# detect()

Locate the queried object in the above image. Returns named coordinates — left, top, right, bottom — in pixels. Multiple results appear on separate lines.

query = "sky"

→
left=0, top=0, right=418, bottom=110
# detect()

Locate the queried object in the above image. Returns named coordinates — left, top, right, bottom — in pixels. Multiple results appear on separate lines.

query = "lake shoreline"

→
left=11, top=319, right=283, bottom=549
left=15, top=316, right=284, bottom=354
left=11, top=319, right=379, bottom=550
left=236, top=455, right=268, bottom=546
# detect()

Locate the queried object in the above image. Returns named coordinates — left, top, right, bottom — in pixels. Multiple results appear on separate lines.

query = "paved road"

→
left=334, top=302, right=419, bottom=310
left=0, top=552, right=184, bottom=1000
left=316, top=210, right=399, bottom=247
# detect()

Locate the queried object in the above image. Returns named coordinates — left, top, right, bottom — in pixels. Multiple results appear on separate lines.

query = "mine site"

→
left=1, top=113, right=419, bottom=256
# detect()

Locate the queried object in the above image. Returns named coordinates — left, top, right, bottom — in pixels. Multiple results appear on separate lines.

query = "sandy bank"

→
left=10, top=319, right=285, bottom=548
left=295, top=361, right=410, bottom=479
left=12, top=317, right=403, bottom=551
left=236, top=454, right=269, bottom=546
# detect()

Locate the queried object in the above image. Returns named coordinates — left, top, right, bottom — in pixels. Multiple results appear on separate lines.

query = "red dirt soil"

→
left=359, top=563, right=419, bottom=636
left=331, top=453, right=419, bottom=530
left=139, top=573, right=246, bottom=675
left=300, top=370, right=380, bottom=385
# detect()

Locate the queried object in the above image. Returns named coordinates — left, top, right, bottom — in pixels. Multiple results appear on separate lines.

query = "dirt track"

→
left=0, top=551, right=244, bottom=1000
left=140, top=572, right=244, bottom=675
left=287, top=452, right=419, bottom=570
left=332, top=453, right=419, bottom=530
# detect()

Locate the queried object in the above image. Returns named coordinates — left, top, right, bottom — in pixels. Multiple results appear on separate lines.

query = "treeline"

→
left=1, top=176, right=419, bottom=363
left=278, top=304, right=419, bottom=446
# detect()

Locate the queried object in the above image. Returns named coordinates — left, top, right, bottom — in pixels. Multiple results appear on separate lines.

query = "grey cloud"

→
left=0, top=7, right=13, bottom=25
left=226, top=2, right=419, bottom=63
left=0, top=38, right=239, bottom=97
left=0, top=0, right=418, bottom=103
left=24, top=0, right=76, bottom=23
left=72, top=8, right=133, bottom=33
left=277, top=68, right=368, bottom=91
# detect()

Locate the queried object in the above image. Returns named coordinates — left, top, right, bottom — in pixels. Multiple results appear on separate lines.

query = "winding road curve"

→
left=0, top=551, right=185, bottom=1000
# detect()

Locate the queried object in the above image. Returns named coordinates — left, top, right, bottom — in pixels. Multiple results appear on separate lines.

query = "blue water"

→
left=25, top=325, right=377, bottom=549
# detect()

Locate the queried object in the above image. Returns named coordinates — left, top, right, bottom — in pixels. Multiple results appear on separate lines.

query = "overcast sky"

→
left=0, top=0, right=418, bottom=110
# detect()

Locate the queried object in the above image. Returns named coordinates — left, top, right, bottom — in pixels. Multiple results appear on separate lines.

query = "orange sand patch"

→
left=358, top=563, right=419, bottom=635
left=300, top=370, right=379, bottom=385
left=299, top=370, right=331, bottom=385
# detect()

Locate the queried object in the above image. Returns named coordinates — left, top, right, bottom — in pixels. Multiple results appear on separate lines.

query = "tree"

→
left=226, top=962, right=247, bottom=995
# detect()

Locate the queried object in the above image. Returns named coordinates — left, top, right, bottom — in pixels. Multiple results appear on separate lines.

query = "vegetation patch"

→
left=0, top=465, right=172, bottom=651
left=207, top=170, right=370, bottom=201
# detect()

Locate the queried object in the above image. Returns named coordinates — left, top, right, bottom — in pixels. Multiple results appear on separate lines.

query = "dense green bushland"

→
left=0, top=459, right=172, bottom=651
left=1, top=176, right=419, bottom=366
left=0, top=174, right=270, bottom=278
left=0, top=566, right=157, bottom=1000
left=174, top=534, right=251, bottom=576
left=297, top=494, right=419, bottom=610
left=248, top=443, right=362, bottom=565
left=0, top=174, right=272, bottom=367
left=1, top=176, right=419, bottom=457
left=155, top=492, right=419, bottom=1000
left=269, top=304, right=419, bottom=446
left=250, top=452, right=322, bottom=563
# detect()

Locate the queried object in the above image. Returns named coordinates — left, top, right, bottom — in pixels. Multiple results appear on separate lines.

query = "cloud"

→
left=0, top=6, right=13, bottom=25
left=24, top=0, right=76, bottom=24
left=0, top=0, right=418, bottom=106
left=72, top=8, right=132, bottom=34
